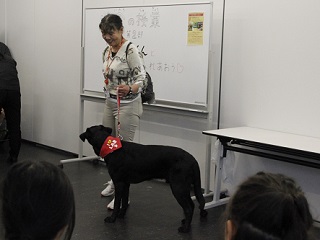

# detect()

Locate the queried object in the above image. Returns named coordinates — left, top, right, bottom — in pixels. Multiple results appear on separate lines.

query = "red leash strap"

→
left=99, top=88, right=123, bottom=158
left=116, top=88, right=123, bottom=140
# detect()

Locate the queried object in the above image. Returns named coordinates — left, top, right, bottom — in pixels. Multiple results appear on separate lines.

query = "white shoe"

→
left=101, top=181, right=115, bottom=197
left=107, top=198, right=115, bottom=210
left=107, top=198, right=130, bottom=210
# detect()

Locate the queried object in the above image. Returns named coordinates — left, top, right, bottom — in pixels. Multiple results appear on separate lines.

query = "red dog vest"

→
left=100, top=136, right=122, bottom=158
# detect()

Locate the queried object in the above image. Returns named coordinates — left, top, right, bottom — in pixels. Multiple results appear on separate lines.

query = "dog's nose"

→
left=79, top=133, right=86, bottom=142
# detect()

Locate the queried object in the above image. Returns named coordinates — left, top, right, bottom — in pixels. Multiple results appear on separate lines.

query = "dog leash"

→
left=116, top=88, right=123, bottom=140
left=98, top=89, right=123, bottom=157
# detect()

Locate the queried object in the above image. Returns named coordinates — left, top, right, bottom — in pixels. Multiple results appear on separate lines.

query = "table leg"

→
left=205, top=141, right=229, bottom=209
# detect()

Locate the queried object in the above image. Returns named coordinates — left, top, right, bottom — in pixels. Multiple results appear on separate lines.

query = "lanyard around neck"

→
left=104, top=38, right=125, bottom=85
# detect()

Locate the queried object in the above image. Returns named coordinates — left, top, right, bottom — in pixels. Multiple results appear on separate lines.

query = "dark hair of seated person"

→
left=1, top=161, right=75, bottom=240
left=224, top=172, right=315, bottom=240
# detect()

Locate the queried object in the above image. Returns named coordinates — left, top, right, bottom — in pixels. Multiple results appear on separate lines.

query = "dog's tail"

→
left=193, top=161, right=208, bottom=218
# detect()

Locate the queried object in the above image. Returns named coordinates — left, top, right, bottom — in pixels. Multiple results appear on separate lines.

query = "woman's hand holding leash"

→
left=117, top=85, right=131, bottom=98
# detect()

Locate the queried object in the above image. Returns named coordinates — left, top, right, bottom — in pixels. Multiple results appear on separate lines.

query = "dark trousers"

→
left=0, top=89, right=21, bottom=158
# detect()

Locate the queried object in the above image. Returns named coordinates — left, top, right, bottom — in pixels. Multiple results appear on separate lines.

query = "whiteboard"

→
left=83, top=3, right=212, bottom=107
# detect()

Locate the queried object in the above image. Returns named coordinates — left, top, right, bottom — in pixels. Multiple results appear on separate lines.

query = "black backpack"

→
left=126, top=42, right=155, bottom=104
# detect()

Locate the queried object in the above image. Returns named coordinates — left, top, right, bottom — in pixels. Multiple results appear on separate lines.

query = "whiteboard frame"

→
left=81, top=2, right=213, bottom=112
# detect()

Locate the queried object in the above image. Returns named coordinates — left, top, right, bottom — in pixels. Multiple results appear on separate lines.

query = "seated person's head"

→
left=1, top=161, right=75, bottom=240
left=225, top=172, right=313, bottom=240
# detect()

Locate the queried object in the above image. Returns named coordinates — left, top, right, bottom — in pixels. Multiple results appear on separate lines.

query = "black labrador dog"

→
left=80, top=125, right=207, bottom=233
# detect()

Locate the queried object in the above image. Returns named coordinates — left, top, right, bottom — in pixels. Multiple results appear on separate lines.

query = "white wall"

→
left=0, top=0, right=5, bottom=41
left=5, top=0, right=82, bottom=152
left=219, top=0, right=320, bottom=222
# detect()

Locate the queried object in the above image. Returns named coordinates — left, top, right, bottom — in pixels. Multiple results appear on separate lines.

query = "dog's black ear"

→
left=99, top=125, right=113, bottom=134
left=106, top=127, right=112, bottom=134
left=79, top=132, right=86, bottom=142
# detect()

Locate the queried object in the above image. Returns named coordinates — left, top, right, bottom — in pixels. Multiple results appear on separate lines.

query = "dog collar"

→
left=100, top=136, right=122, bottom=158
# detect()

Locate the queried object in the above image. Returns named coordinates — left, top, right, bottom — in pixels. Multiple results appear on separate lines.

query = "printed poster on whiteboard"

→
left=187, top=12, right=204, bottom=45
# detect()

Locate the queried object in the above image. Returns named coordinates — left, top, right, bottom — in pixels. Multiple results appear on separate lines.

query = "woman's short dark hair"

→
left=1, top=161, right=75, bottom=240
left=99, top=14, right=123, bottom=35
left=226, top=172, right=313, bottom=240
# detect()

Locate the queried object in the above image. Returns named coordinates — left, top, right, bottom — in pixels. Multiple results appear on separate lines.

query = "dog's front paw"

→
left=118, top=210, right=127, bottom=219
left=179, top=219, right=191, bottom=233
left=178, top=225, right=191, bottom=233
left=104, top=216, right=116, bottom=223
left=200, top=209, right=208, bottom=222
left=200, top=209, right=208, bottom=218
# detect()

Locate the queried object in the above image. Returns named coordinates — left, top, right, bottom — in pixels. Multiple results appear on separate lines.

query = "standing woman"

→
left=0, top=42, right=21, bottom=164
left=99, top=14, right=147, bottom=209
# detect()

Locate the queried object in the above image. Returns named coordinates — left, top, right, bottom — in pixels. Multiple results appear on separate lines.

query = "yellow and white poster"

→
left=187, top=12, right=204, bottom=45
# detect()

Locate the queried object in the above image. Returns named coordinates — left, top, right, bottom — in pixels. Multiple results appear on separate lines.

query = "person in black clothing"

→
left=0, top=42, right=21, bottom=164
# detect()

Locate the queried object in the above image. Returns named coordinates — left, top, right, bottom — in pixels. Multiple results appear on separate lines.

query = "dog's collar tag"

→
left=100, top=136, right=122, bottom=157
